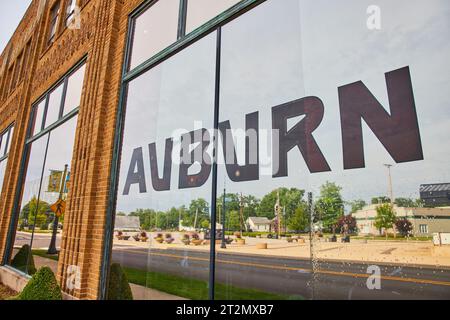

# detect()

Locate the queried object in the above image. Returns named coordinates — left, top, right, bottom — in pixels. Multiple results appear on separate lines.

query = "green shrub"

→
left=11, top=245, right=37, bottom=275
left=107, top=263, right=133, bottom=300
left=16, top=267, right=62, bottom=300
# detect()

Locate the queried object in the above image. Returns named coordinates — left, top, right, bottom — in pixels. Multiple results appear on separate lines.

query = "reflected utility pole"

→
left=221, top=188, right=227, bottom=249
left=384, top=164, right=394, bottom=204
left=48, top=165, right=68, bottom=255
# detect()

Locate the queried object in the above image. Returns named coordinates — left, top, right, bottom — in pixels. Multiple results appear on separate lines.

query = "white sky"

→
left=117, top=0, right=450, bottom=213
left=0, top=1, right=32, bottom=53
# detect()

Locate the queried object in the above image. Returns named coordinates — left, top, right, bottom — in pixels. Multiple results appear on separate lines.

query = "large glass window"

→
left=128, top=0, right=179, bottom=70
left=7, top=62, right=85, bottom=276
left=112, top=0, right=450, bottom=300
left=214, top=0, right=309, bottom=300
left=115, top=32, right=216, bottom=299
left=298, top=0, right=450, bottom=299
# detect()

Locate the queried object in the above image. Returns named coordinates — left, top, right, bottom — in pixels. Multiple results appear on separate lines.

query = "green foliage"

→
left=107, top=263, right=133, bottom=300
left=257, top=188, right=305, bottom=220
left=200, top=219, right=210, bottom=229
left=315, top=182, right=344, bottom=231
left=11, top=245, right=37, bottom=275
left=226, top=210, right=241, bottom=231
left=16, top=267, right=62, bottom=300
left=349, top=199, right=367, bottom=213
left=371, top=196, right=391, bottom=205
left=187, top=198, right=210, bottom=228
left=124, top=267, right=289, bottom=300
left=394, top=197, right=423, bottom=208
left=288, top=205, right=309, bottom=232
left=374, top=204, right=397, bottom=234
left=19, top=197, right=51, bottom=227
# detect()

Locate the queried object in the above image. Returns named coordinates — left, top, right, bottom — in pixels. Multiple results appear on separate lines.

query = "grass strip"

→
left=123, top=267, right=298, bottom=300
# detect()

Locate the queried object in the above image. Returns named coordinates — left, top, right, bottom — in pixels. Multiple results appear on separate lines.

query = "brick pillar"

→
left=56, top=0, right=125, bottom=300
left=0, top=0, right=49, bottom=264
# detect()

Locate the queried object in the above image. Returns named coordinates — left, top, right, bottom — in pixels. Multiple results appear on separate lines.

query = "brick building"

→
left=1, top=0, right=450, bottom=301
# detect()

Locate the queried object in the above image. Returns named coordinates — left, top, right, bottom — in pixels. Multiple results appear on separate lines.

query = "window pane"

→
left=0, top=160, right=6, bottom=195
left=115, top=33, right=216, bottom=300
left=298, top=0, right=450, bottom=299
left=44, top=83, right=64, bottom=128
left=48, top=2, right=61, bottom=44
left=6, top=126, right=14, bottom=154
left=216, top=0, right=308, bottom=300
left=9, top=115, right=79, bottom=275
left=32, top=99, right=46, bottom=137
left=186, top=0, right=241, bottom=33
left=63, top=64, right=86, bottom=116
left=129, top=0, right=179, bottom=70
left=0, top=132, right=6, bottom=157
left=10, top=134, right=48, bottom=275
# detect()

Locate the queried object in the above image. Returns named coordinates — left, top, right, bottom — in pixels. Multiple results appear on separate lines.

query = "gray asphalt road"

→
left=14, top=232, right=61, bottom=250
left=112, top=246, right=450, bottom=300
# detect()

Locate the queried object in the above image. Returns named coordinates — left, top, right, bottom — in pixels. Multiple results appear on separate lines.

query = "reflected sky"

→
left=118, top=0, right=450, bottom=212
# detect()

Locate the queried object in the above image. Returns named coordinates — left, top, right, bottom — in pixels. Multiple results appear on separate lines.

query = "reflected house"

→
left=114, top=216, right=141, bottom=233
left=354, top=205, right=450, bottom=237
left=246, top=217, right=271, bottom=232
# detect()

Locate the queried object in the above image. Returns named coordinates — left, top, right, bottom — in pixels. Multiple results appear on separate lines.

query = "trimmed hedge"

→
left=11, top=244, right=37, bottom=275
left=107, top=263, right=133, bottom=300
left=16, top=267, right=63, bottom=300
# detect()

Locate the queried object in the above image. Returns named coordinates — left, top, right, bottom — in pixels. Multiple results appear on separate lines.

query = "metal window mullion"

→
left=177, top=0, right=188, bottom=39
left=59, top=77, right=69, bottom=119
left=209, top=26, right=222, bottom=301
left=26, top=107, right=79, bottom=145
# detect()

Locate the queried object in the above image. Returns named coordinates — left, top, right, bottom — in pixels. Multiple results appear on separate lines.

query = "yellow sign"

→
left=50, top=199, right=66, bottom=218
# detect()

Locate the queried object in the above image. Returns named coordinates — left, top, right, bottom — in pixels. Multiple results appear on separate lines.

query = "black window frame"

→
left=2, top=57, right=87, bottom=272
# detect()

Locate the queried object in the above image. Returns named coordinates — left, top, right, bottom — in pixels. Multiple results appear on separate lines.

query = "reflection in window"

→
left=216, top=0, right=307, bottom=300
left=44, top=84, right=64, bottom=128
left=65, top=0, right=77, bottom=26
left=0, top=125, right=14, bottom=194
left=128, top=0, right=179, bottom=70
left=63, top=64, right=85, bottom=116
left=115, top=33, right=216, bottom=299
left=48, top=1, right=61, bottom=45
left=8, top=63, right=85, bottom=276
left=186, top=0, right=241, bottom=33
left=9, top=116, right=78, bottom=275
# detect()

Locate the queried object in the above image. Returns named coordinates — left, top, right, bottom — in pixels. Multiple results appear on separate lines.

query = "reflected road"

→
left=112, top=247, right=450, bottom=300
